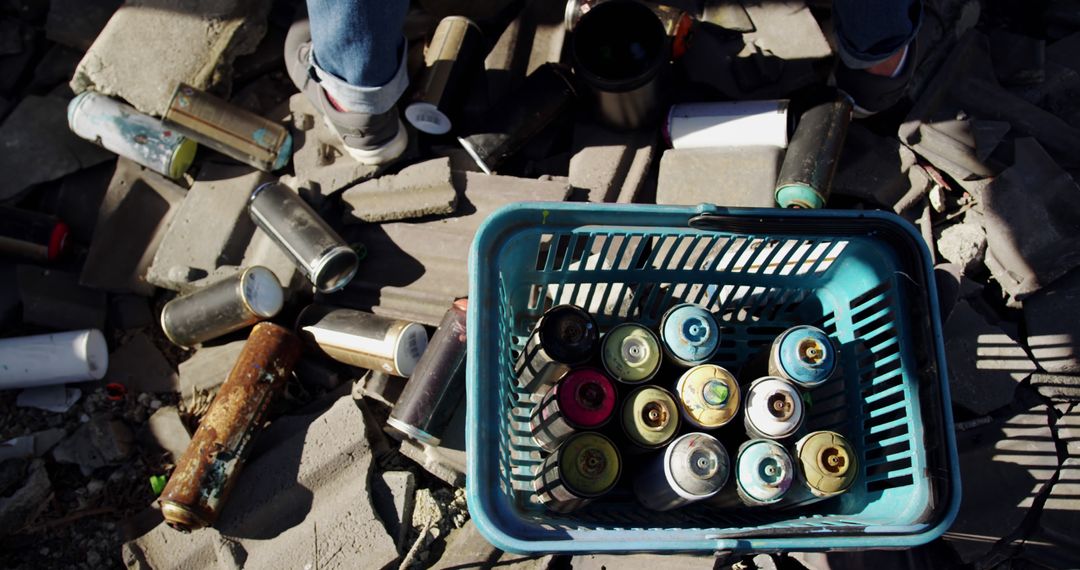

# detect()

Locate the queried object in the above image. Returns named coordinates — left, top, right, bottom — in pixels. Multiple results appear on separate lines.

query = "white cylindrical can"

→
left=0, top=329, right=109, bottom=389
left=664, top=100, right=790, bottom=150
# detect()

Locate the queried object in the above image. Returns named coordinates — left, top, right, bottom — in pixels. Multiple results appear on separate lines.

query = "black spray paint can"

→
left=514, top=304, right=599, bottom=393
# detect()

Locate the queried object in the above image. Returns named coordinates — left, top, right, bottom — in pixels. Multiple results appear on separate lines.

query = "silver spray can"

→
left=633, top=432, right=730, bottom=511
left=160, top=266, right=285, bottom=347
left=711, top=439, right=796, bottom=508
left=742, top=376, right=805, bottom=440
left=297, top=305, right=428, bottom=378
left=743, top=325, right=838, bottom=389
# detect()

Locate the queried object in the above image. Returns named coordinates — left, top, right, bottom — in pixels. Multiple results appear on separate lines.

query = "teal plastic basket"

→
left=466, top=203, right=959, bottom=554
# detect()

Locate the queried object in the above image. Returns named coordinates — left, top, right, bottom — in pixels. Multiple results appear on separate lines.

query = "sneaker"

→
left=285, top=19, right=408, bottom=165
left=834, top=37, right=918, bottom=118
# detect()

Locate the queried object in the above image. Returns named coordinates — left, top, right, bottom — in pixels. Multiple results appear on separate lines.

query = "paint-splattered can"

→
left=675, top=364, right=741, bottom=429
left=514, top=304, right=598, bottom=392
left=633, top=432, right=730, bottom=511
left=601, top=323, right=661, bottom=384
left=0, top=206, right=69, bottom=261
left=531, top=368, right=617, bottom=452
left=248, top=182, right=359, bottom=293
left=67, top=91, right=196, bottom=179
left=164, top=82, right=293, bottom=172
left=621, top=385, right=679, bottom=451
left=743, top=376, right=804, bottom=440
left=659, top=303, right=719, bottom=367
left=775, top=97, right=852, bottom=209
left=160, top=266, right=285, bottom=347
left=159, top=322, right=302, bottom=531
left=745, top=325, right=837, bottom=389
left=534, top=432, right=621, bottom=514
left=405, top=16, right=485, bottom=136
left=713, top=439, right=795, bottom=507
left=297, top=305, right=428, bottom=378
left=783, top=430, right=858, bottom=508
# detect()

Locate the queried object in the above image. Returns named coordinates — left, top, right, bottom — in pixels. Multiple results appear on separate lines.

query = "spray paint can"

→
left=713, top=439, right=795, bottom=507
left=160, top=266, right=285, bottom=347
left=783, top=430, right=858, bottom=508
left=0, top=329, right=108, bottom=390
left=675, top=364, right=741, bottom=429
left=633, top=432, right=729, bottom=511
left=533, top=432, right=621, bottom=514
left=159, top=323, right=302, bottom=531
left=405, top=16, right=485, bottom=136
left=514, top=304, right=598, bottom=392
left=0, top=206, right=69, bottom=261
left=247, top=182, right=359, bottom=293
left=387, top=299, right=468, bottom=446
left=659, top=303, right=720, bottom=367
left=458, top=63, right=577, bottom=174
left=163, top=83, right=293, bottom=172
left=565, top=0, right=694, bottom=58
left=774, top=97, right=853, bottom=209
left=67, top=91, right=196, bottom=179
left=531, top=368, right=617, bottom=452
left=745, top=325, right=837, bottom=389
left=621, top=385, right=679, bottom=451
left=601, top=323, right=661, bottom=384
left=297, top=305, right=428, bottom=378
left=664, top=100, right=790, bottom=150
left=743, top=376, right=804, bottom=440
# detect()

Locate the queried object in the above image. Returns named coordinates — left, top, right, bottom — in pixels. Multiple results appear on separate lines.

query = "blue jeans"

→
left=833, top=0, right=922, bottom=69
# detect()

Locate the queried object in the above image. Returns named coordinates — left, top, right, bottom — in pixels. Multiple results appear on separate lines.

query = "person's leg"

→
left=832, top=0, right=922, bottom=116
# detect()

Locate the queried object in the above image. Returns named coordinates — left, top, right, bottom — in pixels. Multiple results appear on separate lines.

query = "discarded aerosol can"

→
left=712, top=439, right=795, bottom=507
left=160, top=266, right=285, bottom=347
left=664, top=100, right=790, bottom=150
left=159, top=323, right=302, bottom=531
left=743, top=376, right=804, bottom=440
left=531, top=368, right=617, bottom=452
left=387, top=299, right=468, bottom=445
left=68, top=91, right=196, bottom=179
left=621, top=385, right=679, bottom=451
left=565, top=0, right=694, bottom=57
left=601, top=322, right=662, bottom=384
left=248, top=182, right=359, bottom=293
left=744, top=325, right=837, bottom=389
left=659, top=303, right=719, bottom=367
left=533, top=432, right=621, bottom=514
left=775, top=97, right=853, bottom=209
left=458, top=62, right=577, bottom=174
left=675, top=364, right=741, bottom=429
left=297, top=305, right=429, bottom=377
left=0, top=206, right=69, bottom=261
left=633, top=432, right=730, bottom=511
left=0, top=329, right=108, bottom=390
left=405, top=16, right=485, bottom=135
left=164, top=82, right=293, bottom=172
left=514, top=304, right=599, bottom=392
left=783, top=430, right=858, bottom=507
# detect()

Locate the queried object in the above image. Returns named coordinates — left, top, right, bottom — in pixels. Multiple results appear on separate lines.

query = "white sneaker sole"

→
left=324, top=115, right=409, bottom=166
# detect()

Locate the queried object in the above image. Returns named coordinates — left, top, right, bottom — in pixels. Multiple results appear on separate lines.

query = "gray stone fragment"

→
left=0, top=95, right=112, bottom=201
left=0, top=429, right=66, bottom=462
left=971, top=119, right=1011, bottom=163
left=106, top=333, right=178, bottom=393
left=146, top=405, right=190, bottom=462
left=52, top=416, right=133, bottom=475
left=398, top=398, right=466, bottom=487
left=357, top=371, right=403, bottom=408
left=109, top=294, right=153, bottom=330
left=240, top=227, right=303, bottom=292
left=935, top=219, right=986, bottom=276
left=39, top=160, right=116, bottom=244
left=288, top=94, right=381, bottom=197
left=431, top=519, right=554, bottom=570
left=17, top=266, right=107, bottom=331
left=0, top=459, right=51, bottom=536
left=373, top=470, right=416, bottom=553
left=342, top=158, right=457, bottom=223
left=943, top=301, right=1035, bottom=415
left=569, top=122, right=657, bottom=203
left=177, top=340, right=246, bottom=395
left=70, top=0, right=272, bottom=116
left=1025, top=269, right=1080, bottom=374
left=45, top=0, right=122, bottom=51
left=656, top=146, right=780, bottom=207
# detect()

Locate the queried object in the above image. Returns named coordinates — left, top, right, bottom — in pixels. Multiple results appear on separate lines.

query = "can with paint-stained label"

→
left=664, top=100, right=790, bottom=150
left=601, top=322, right=662, bottom=384
left=68, top=91, right=197, bottom=179
left=675, top=364, right=741, bottom=429
left=164, top=83, right=293, bottom=172
left=405, top=16, right=485, bottom=136
left=534, top=432, right=621, bottom=514
left=514, top=304, right=598, bottom=392
left=621, top=385, right=679, bottom=451
left=160, top=266, right=285, bottom=347
left=0, top=206, right=69, bottom=261
left=659, top=303, right=719, bottom=367
left=782, top=430, right=858, bottom=508
left=633, top=432, right=730, bottom=511
left=712, top=439, right=795, bottom=507
left=743, top=325, right=837, bottom=389
left=297, top=305, right=429, bottom=377
left=742, top=376, right=804, bottom=440
left=159, top=323, right=302, bottom=531
left=531, top=367, right=617, bottom=452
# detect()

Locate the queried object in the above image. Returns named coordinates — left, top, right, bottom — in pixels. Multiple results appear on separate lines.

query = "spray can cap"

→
left=796, top=431, right=857, bottom=495
left=736, top=439, right=794, bottom=503
left=774, top=325, right=836, bottom=387
left=602, top=323, right=661, bottom=383
left=660, top=303, right=720, bottom=365
left=667, top=432, right=729, bottom=497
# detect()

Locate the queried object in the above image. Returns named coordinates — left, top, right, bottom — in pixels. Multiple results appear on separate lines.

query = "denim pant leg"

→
left=833, top=0, right=922, bottom=69
left=306, top=0, right=410, bottom=114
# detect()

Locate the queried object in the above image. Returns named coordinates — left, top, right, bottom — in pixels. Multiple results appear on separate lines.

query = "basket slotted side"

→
left=467, top=204, right=959, bottom=554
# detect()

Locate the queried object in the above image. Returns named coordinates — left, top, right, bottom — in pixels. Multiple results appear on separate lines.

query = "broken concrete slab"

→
left=430, top=519, right=554, bottom=570
left=45, top=0, right=122, bottom=51
left=569, top=122, right=656, bottom=203
left=358, top=370, right=404, bottom=408
left=0, top=429, right=66, bottom=462
left=0, top=459, right=51, bottom=537
left=145, top=405, right=190, bottom=462
left=16, top=386, right=82, bottom=413
left=398, top=396, right=466, bottom=487
left=0, top=95, right=113, bottom=201
left=109, top=294, right=153, bottom=330
left=342, top=157, right=457, bottom=223
left=832, top=123, right=927, bottom=212
left=105, top=332, right=178, bottom=393
left=935, top=218, right=986, bottom=276
left=240, top=225, right=303, bottom=292
left=177, top=340, right=245, bottom=395
left=81, top=158, right=188, bottom=296
left=17, top=266, right=107, bottom=331
left=990, top=29, right=1045, bottom=86
left=656, top=146, right=780, bottom=207
left=943, top=300, right=1035, bottom=415
left=38, top=160, right=117, bottom=244
left=373, top=470, right=416, bottom=553
left=70, top=0, right=271, bottom=116
left=52, top=416, right=133, bottom=476
left=288, top=93, right=381, bottom=198
left=1025, top=269, right=1080, bottom=375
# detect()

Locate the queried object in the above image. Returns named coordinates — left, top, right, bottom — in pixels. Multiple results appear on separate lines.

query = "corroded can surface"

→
left=159, top=322, right=303, bottom=531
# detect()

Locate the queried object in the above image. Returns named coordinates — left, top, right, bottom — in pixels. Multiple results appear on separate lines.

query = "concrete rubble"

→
left=17, top=265, right=107, bottom=330
left=342, top=157, right=458, bottom=223
left=176, top=339, right=246, bottom=395
left=656, top=146, right=781, bottom=207
left=105, top=332, right=179, bottom=393
left=52, top=416, right=133, bottom=476
left=144, top=405, right=190, bottom=462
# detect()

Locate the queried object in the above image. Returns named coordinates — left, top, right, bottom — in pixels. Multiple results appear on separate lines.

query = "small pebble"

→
left=137, top=393, right=151, bottom=406
left=79, top=414, right=90, bottom=423
left=87, top=480, right=105, bottom=494
left=149, top=399, right=162, bottom=410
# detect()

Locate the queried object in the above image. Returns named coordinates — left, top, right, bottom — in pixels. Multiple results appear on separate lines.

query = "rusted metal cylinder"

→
left=158, top=322, right=303, bottom=532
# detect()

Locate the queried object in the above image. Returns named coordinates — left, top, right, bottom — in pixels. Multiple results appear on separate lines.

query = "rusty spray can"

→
left=533, top=432, right=621, bottom=514
left=675, top=364, right=741, bottom=429
left=782, top=430, right=858, bottom=508
left=0, top=206, right=69, bottom=262
left=159, top=322, right=303, bottom=531
left=711, top=439, right=795, bottom=507
left=160, top=266, right=285, bottom=347
left=514, top=304, right=599, bottom=392
left=743, top=325, right=837, bottom=389
left=164, top=83, right=293, bottom=172
left=530, top=368, right=617, bottom=452
left=633, top=432, right=730, bottom=511
left=659, top=303, right=719, bottom=367
left=621, top=385, right=679, bottom=452
left=68, top=91, right=196, bottom=179
left=742, top=376, right=805, bottom=440
left=405, top=16, right=486, bottom=136
left=297, top=305, right=428, bottom=378
left=775, top=96, right=853, bottom=209
left=601, top=322, right=662, bottom=384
